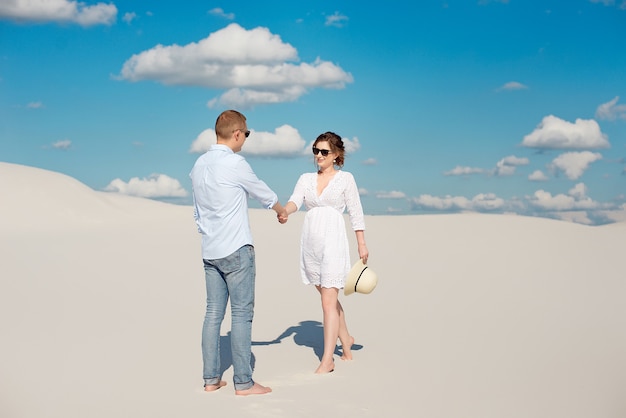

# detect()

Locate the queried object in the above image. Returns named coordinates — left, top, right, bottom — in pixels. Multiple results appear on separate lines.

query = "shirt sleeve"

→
left=287, top=174, right=307, bottom=210
left=344, top=172, right=365, bottom=231
left=191, top=191, right=202, bottom=233
left=236, top=158, right=278, bottom=209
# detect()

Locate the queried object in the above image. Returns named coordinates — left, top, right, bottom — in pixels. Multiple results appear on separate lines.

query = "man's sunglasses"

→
left=234, top=128, right=250, bottom=138
left=312, top=147, right=331, bottom=156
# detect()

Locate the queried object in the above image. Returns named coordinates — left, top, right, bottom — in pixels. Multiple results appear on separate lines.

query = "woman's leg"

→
left=337, top=300, right=354, bottom=360
left=315, top=286, right=340, bottom=373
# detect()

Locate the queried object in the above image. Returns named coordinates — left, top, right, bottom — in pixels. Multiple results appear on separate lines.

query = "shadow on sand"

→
left=253, top=320, right=363, bottom=361
left=216, top=321, right=363, bottom=375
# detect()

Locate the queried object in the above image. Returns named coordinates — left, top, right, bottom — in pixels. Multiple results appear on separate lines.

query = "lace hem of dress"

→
left=302, top=277, right=345, bottom=288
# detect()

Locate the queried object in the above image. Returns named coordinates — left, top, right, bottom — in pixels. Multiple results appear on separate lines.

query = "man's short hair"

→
left=215, top=110, right=246, bottom=139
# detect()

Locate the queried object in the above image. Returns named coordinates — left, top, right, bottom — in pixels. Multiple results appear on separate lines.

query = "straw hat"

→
left=344, top=259, right=378, bottom=296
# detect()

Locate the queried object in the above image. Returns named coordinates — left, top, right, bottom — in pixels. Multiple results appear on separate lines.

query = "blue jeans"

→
left=202, top=245, right=256, bottom=391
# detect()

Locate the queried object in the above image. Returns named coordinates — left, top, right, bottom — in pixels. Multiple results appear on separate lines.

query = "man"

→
left=190, top=110, right=287, bottom=396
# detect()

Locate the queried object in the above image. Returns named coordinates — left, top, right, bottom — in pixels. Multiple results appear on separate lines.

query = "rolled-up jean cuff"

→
left=204, top=378, right=220, bottom=387
left=234, top=380, right=254, bottom=391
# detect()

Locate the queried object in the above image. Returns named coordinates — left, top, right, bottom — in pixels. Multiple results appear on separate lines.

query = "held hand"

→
left=277, top=209, right=288, bottom=224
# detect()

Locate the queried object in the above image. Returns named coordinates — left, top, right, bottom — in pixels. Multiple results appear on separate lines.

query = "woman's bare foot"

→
left=314, top=359, right=335, bottom=374
left=340, top=336, right=355, bottom=361
left=235, top=382, right=272, bottom=396
left=204, top=381, right=227, bottom=392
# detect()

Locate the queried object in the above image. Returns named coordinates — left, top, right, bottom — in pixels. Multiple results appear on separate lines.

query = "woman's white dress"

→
left=288, top=171, right=365, bottom=289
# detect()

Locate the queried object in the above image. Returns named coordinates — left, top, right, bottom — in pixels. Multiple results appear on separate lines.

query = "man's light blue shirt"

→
left=190, top=144, right=278, bottom=260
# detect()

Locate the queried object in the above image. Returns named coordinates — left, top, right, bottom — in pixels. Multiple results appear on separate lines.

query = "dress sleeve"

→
left=344, top=172, right=365, bottom=231
left=288, top=174, right=307, bottom=210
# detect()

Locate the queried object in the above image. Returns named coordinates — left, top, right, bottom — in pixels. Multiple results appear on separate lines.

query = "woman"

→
left=284, top=131, right=369, bottom=374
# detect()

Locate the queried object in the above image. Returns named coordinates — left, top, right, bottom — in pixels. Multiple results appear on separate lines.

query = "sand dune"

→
left=1, top=162, right=625, bottom=418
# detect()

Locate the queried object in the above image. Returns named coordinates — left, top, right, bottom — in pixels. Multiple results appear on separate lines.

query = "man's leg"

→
left=202, top=259, right=228, bottom=389
left=224, top=245, right=256, bottom=391
left=210, top=245, right=270, bottom=395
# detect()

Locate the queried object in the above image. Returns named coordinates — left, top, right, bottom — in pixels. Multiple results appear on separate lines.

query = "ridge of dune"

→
left=0, top=162, right=190, bottom=230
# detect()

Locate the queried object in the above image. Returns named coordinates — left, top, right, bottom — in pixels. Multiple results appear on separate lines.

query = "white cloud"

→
left=208, top=7, right=234, bottom=20
left=598, top=203, right=626, bottom=223
left=407, top=182, right=622, bottom=224
left=189, top=129, right=216, bottom=154
left=497, top=81, right=528, bottom=91
left=385, top=206, right=403, bottom=213
left=494, top=155, right=529, bottom=176
left=499, top=155, right=529, bottom=166
left=358, top=188, right=369, bottom=196
left=104, top=174, right=188, bottom=198
left=444, top=165, right=485, bottom=176
left=375, top=191, right=406, bottom=199
left=411, top=193, right=505, bottom=211
left=119, top=23, right=353, bottom=108
left=595, top=96, right=626, bottom=121
left=568, top=182, right=588, bottom=200
left=527, top=183, right=598, bottom=211
left=52, top=139, right=71, bottom=150
left=552, top=211, right=594, bottom=225
left=446, top=156, right=529, bottom=177
left=470, top=193, right=506, bottom=210
left=0, top=0, right=117, bottom=26
left=241, top=125, right=307, bottom=156
left=122, top=12, right=136, bottom=24
left=521, top=115, right=609, bottom=149
left=528, top=170, right=548, bottom=181
left=495, top=165, right=517, bottom=176
left=412, top=194, right=470, bottom=210
left=27, top=101, right=43, bottom=109
left=190, top=127, right=360, bottom=158
left=550, top=151, right=602, bottom=180
left=189, top=125, right=308, bottom=157
left=342, top=136, right=361, bottom=154
left=325, top=11, right=349, bottom=27
left=362, top=158, right=377, bottom=165
left=207, top=85, right=307, bottom=108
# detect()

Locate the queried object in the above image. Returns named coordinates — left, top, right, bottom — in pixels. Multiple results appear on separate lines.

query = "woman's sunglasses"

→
left=312, top=147, right=331, bottom=156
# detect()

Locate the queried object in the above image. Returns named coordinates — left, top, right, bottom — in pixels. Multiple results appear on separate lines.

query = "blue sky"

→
left=1, top=0, right=625, bottom=225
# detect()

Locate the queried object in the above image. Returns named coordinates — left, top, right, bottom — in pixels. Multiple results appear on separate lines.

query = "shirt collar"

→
left=210, top=143, right=234, bottom=154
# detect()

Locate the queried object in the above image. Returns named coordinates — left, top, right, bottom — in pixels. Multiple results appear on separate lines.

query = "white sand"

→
left=1, top=161, right=625, bottom=418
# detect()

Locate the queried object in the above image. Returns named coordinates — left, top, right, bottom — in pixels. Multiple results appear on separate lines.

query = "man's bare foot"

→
left=204, top=381, right=227, bottom=392
left=235, top=382, right=272, bottom=396
left=314, top=360, right=335, bottom=374
left=340, top=336, right=355, bottom=361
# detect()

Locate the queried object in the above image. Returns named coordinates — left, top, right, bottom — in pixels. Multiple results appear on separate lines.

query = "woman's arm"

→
left=282, top=174, right=306, bottom=221
left=355, top=230, right=369, bottom=264
left=285, top=201, right=298, bottom=216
